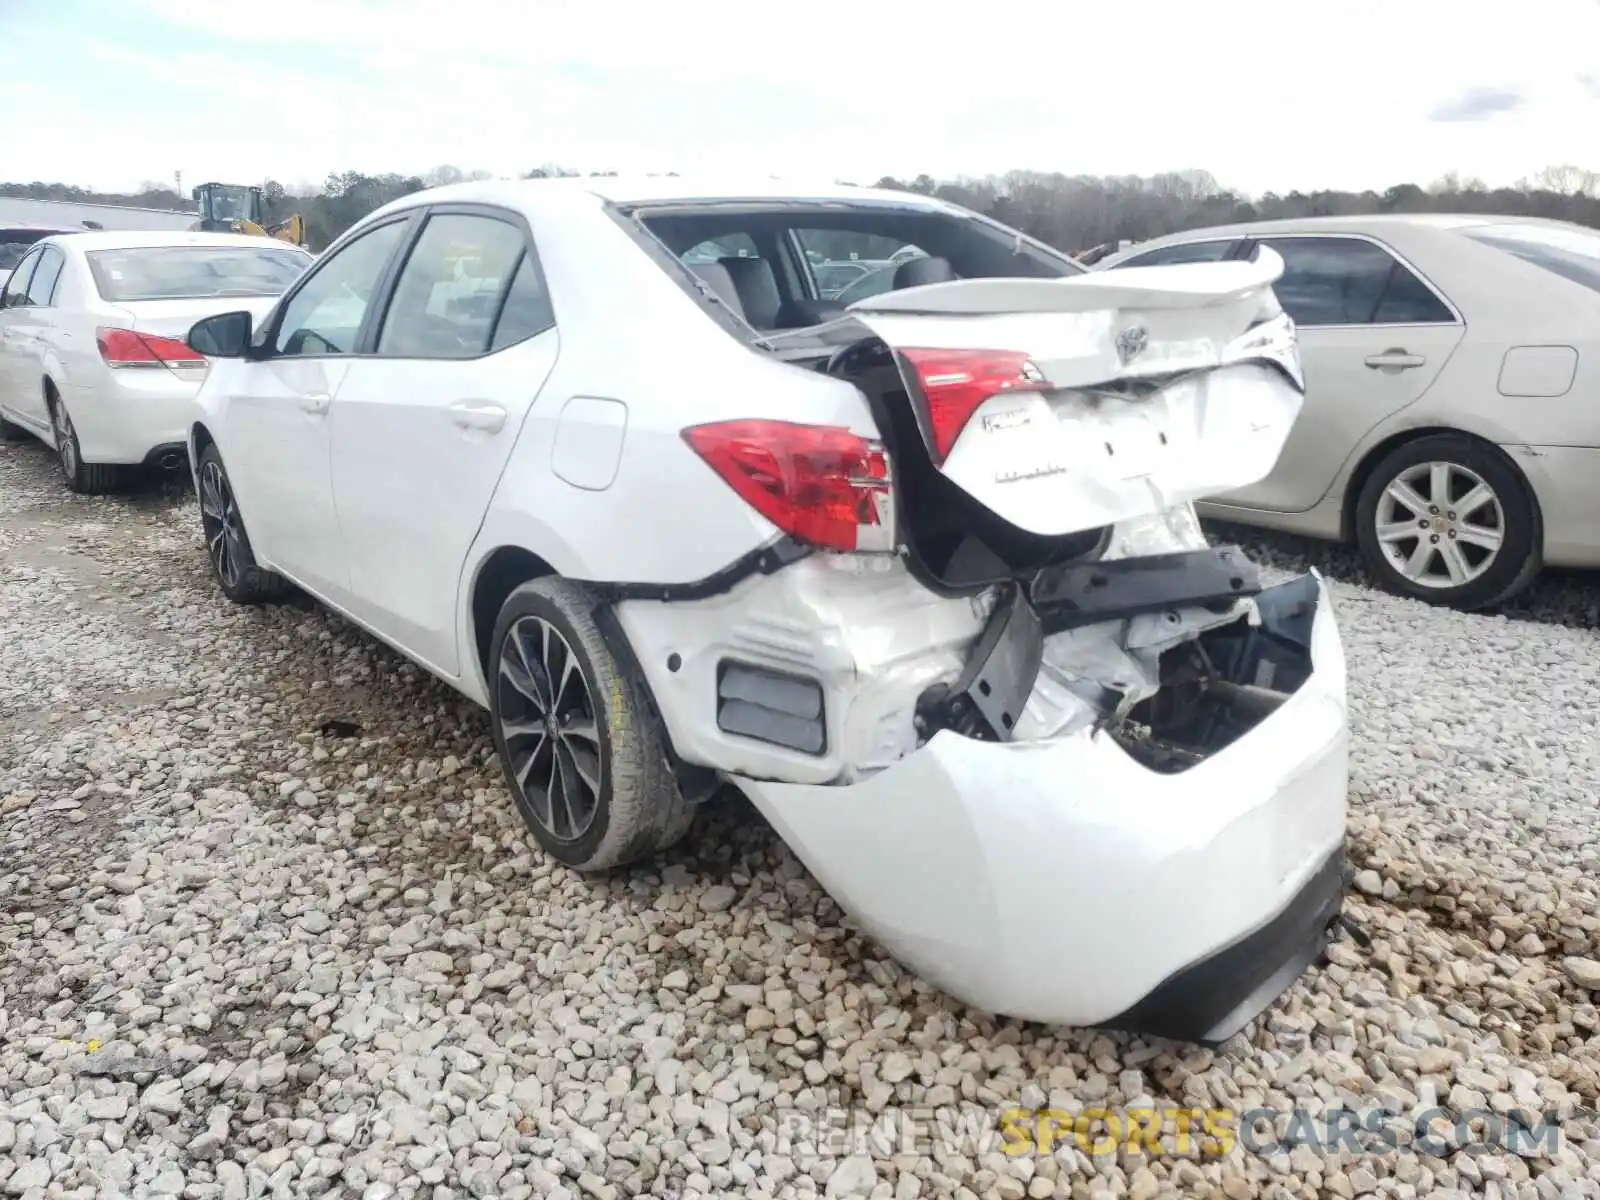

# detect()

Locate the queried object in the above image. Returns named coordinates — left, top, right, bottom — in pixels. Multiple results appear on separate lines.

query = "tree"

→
left=1533, top=164, right=1599, bottom=197
left=6, top=163, right=1600, bottom=253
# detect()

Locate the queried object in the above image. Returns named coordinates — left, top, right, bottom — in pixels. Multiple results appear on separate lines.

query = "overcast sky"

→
left=4, top=0, right=1599, bottom=196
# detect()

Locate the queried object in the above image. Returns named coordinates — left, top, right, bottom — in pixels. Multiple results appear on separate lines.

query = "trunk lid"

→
left=847, top=250, right=1306, bottom=538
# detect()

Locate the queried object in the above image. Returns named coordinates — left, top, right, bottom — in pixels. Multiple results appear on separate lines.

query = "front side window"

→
left=1117, top=240, right=1237, bottom=268
left=683, top=234, right=758, bottom=264
left=1461, top=222, right=1600, bottom=294
left=794, top=229, right=923, bottom=301
left=274, top=220, right=408, bottom=357
left=1259, top=237, right=1452, bottom=327
left=24, top=246, right=64, bottom=306
left=376, top=213, right=541, bottom=358
left=2, top=248, right=41, bottom=307
left=86, top=245, right=309, bottom=303
left=813, top=261, right=872, bottom=298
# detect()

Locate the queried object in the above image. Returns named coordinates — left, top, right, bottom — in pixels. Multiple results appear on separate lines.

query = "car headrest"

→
left=718, top=256, right=783, bottom=328
left=689, top=262, right=745, bottom=319
left=893, top=255, right=957, bottom=289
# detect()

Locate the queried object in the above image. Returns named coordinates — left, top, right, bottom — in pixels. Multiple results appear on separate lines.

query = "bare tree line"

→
left=4, top=163, right=1598, bottom=254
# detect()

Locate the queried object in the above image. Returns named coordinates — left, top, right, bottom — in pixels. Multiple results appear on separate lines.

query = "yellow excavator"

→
left=189, top=182, right=307, bottom=248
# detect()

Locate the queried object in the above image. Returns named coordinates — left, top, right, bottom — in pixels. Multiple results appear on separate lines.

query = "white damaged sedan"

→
left=183, top=178, right=1348, bottom=1045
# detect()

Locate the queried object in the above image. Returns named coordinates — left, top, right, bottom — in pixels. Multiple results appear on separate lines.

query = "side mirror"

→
left=188, top=310, right=253, bottom=358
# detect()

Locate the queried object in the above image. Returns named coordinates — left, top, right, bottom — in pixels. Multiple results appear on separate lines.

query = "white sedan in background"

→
left=0, top=231, right=311, bottom=493
left=1100, top=215, right=1600, bottom=610
left=180, top=177, right=1348, bottom=1045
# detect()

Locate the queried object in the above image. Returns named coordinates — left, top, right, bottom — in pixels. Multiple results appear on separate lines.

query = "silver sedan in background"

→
left=1100, top=215, right=1600, bottom=610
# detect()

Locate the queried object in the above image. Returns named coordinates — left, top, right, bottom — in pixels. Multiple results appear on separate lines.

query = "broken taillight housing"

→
left=96, top=327, right=207, bottom=371
left=897, top=347, right=1047, bottom=465
left=681, top=419, right=894, bottom=553
left=1221, top=311, right=1304, bottom=392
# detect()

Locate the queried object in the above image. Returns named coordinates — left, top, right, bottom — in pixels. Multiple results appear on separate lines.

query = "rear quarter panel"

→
left=461, top=195, right=883, bottom=624
left=1370, top=227, right=1600, bottom=448
left=1264, top=227, right=1600, bottom=517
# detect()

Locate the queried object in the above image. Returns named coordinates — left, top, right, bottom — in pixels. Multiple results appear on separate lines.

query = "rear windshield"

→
left=630, top=199, right=1082, bottom=339
left=0, top=231, right=57, bottom=271
left=87, top=245, right=311, bottom=302
left=1461, top=223, right=1600, bottom=293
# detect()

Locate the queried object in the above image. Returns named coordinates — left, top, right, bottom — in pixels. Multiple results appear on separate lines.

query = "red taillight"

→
left=681, top=419, right=893, bottom=553
left=898, top=347, right=1045, bottom=464
left=96, top=327, right=207, bottom=370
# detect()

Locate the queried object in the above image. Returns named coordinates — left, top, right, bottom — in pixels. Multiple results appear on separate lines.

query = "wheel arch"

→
left=1339, top=425, right=1543, bottom=543
left=469, top=546, right=561, bottom=682
left=190, top=420, right=215, bottom=456
left=189, top=422, right=217, bottom=492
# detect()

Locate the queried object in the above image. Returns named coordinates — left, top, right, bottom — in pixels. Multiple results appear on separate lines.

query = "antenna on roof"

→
left=81, top=220, right=104, bottom=231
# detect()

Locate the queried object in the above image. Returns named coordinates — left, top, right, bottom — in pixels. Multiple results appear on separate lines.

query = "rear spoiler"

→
left=849, top=248, right=1285, bottom=317
left=846, top=249, right=1297, bottom=392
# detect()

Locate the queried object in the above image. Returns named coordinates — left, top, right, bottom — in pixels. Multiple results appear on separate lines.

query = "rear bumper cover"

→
left=731, top=572, right=1348, bottom=1043
left=72, top=374, right=199, bottom=465
left=1100, top=845, right=1346, bottom=1043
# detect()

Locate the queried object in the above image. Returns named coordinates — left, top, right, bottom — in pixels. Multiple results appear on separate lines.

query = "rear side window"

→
left=1258, top=237, right=1453, bottom=326
left=489, top=252, right=555, bottom=351
left=87, top=245, right=310, bottom=302
left=1461, top=223, right=1600, bottom=294
left=2, top=248, right=41, bottom=306
left=1115, top=240, right=1237, bottom=267
left=25, top=246, right=65, bottom=307
left=376, top=212, right=548, bottom=358
left=684, top=234, right=758, bottom=263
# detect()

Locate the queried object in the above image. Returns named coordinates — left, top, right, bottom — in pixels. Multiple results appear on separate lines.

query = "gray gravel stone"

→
left=4, top=437, right=1600, bottom=1199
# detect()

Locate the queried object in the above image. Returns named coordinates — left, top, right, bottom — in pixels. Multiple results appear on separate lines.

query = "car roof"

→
left=41, top=230, right=313, bottom=254
left=1104, top=212, right=1589, bottom=261
left=375, top=175, right=956, bottom=216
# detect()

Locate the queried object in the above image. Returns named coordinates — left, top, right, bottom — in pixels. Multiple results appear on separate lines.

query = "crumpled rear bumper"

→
left=731, top=573, right=1348, bottom=1044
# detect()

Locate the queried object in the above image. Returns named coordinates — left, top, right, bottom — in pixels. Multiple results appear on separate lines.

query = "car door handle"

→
left=1364, top=350, right=1426, bottom=370
left=449, top=402, right=506, bottom=433
left=300, top=393, right=332, bottom=415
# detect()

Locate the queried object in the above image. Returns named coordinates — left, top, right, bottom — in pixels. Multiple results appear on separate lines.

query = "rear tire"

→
left=195, top=443, right=291, bottom=605
left=489, top=577, right=692, bottom=872
left=1354, top=433, right=1540, bottom=611
left=49, top=392, right=118, bottom=494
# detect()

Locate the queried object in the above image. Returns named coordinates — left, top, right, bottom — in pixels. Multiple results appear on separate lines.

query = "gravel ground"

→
left=3, top=436, right=1600, bottom=1200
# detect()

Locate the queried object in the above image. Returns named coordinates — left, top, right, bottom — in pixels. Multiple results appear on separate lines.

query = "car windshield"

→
left=87, top=245, right=311, bottom=301
left=1461, top=223, right=1600, bottom=293
left=636, top=199, right=1082, bottom=335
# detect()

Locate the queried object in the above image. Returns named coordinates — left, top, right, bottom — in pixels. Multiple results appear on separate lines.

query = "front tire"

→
left=1354, top=433, right=1540, bottom=610
left=49, top=393, right=118, bottom=494
left=195, top=443, right=291, bottom=605
left=489, top=577, right=691, bottom=872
